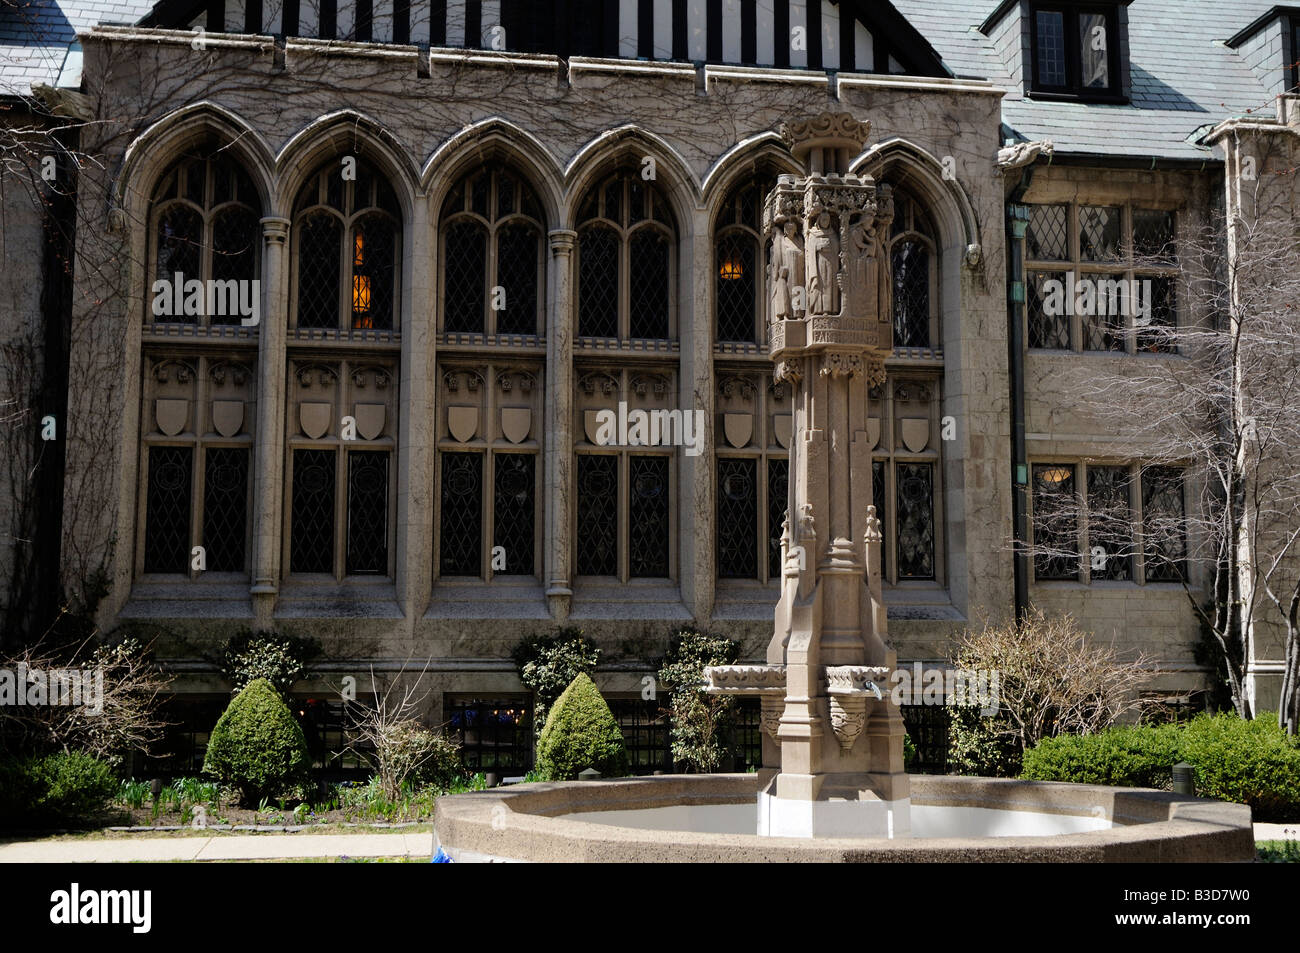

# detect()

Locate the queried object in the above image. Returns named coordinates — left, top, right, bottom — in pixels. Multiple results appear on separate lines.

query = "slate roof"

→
left=0, top=0, right=1285, bottom=161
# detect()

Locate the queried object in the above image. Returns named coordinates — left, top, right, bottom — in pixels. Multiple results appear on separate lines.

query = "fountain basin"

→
left=433, top=773, right=1254, bottom=862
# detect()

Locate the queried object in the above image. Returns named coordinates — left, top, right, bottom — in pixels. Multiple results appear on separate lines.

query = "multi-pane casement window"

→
left=292, top=159, right=401, bottom=332
left=1025, top=202, right=1178, bottom=354
left=139, top=357, right=254, bottom=578
left=435, top=366, right=542, bottom=581
left=714, top=374, right=792, bottom=582
left=1030, top=461, right=1187, bottom=584
left=576, top=170, right=675, bottom=340
left=714, top=178, right=775, bottom=345
left=1030, top=4, right=1124, bottom=101
left=284, top=361, right=397, bottom=579
left=149, top=152, right=261, bottom=327
left=890, top=192, right=940, bottom=350
left=440, top=166, right=546, bottom=336
left=869, top=378, right=943, bottom=584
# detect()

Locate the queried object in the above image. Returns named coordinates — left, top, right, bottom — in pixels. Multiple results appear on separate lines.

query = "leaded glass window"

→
left=577, top=455, right=618, bottom=575
left=291, top=449, right=336, bottom=574
left=872, top=459, right=887, bottom=578
left=1137, top=275, right=1176, bottom=354
left=1086, top=465, right=1132, bottom=580
left=717, top=458, right=758, bottom=579
left=1142, top=467, right=1186, bottom=582
left=715, top=178, right=773, bottom=344
left=1026, top=204, right=1068, bottom=261
left=629, top=455, right=669, bottom=577
left=1032, top=463, right=1078, bottom=580
left=446, top=697, right=533, bottom=773
left=577, top=169, right=675, bottom=340
left=202, top=447, right=249, bottom=573
left=889, top=193, right=938, bottom=349
left=1028, top=271, right=1071, bottom=349
left=440, top=452, right=483, bottom=576
left=1081, top=274, right=1127, bottom=351
left=346, top=451, right=389, bottom=574
left=144, top=446, right=193, bottom=573
left=150, top=152, right=261, bottom=327
left=1132, top=209, right=1176, bottom=262
left=440, top=166, right=545, bottom=335
left=1079, top=205, right=1122, bottom=262
left=896, top=463, right=935, bottom=579
left=768, top=459, right=789, bottom=579
left=293, top=159, right=401, bottom=331
left=493, top=453, right=535, bottom=576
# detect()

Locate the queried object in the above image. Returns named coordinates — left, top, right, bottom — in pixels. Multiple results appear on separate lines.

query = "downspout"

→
left=1006, top=170, right=1035, bottom=626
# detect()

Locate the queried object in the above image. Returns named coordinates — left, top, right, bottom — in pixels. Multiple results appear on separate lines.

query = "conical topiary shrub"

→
left=535, top=673, right=629, bottom=781
left=202, top=677, right=311, bottom=803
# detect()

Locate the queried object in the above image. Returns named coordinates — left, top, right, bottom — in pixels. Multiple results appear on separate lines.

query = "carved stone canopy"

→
left=780, top=112, right=872, bottom=176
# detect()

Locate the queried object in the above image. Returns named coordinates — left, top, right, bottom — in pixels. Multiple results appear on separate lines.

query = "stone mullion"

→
left=545, top=229, right=577, bottom=619
left=398, top=195, right=432, bottom=619
left=684, top=207, right=715, bottom=620
left=251, top=216, right=290, bottom=625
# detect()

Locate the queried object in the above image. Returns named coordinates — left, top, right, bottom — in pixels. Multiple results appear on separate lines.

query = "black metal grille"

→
left=1079, top=205, right=1122, bottom=261
left=1137, top=275, right=1176, bottom=354
left=1087, top=465, right=1132, bottom=581
left=630, top=455, right=669, bottom=577
left=1082, top=273, right=1127, bottom=351
left=577, top=454, right=617, bottom=575
left=577, top=224, right=617, bottom=337
left=717, top=458, right=757, bottom=578
left=608, top=698, right=671, bottom=774
left=873, top=459, right=887, bottom=579
left=296, top=211, right=342, bottom=329
left=493, top=453, right=535, bottom=575
left=209, top=207, right=259, bottom=325
left=1026, top=203, right=1068, bottom=261
left=768, top=458, right=788, bottom=579
left=896, top=462, right=935, bottom=579
left=1028, top=271, right=1070, bottom=349
left=716, top=232, right=757, bottom=343
left=1133, top=208, right=1175, bottom=261
left=443, top=220, right=487, bottom=333
left=144, top=445, right=192, bottom=573
left=629, top=229, right=670, bottom=339
left=1032, top=463, right=1078, bottom=580
left=440, top=452, right=483, bottom=576
left=729, top=697, right=763, bottom=771
left=351, top=214, right=396, bottom=331
left=1142, top=467, right=1186, bottom=582
left=202, top=447, right=248, bottom=573
left=495, top=222, right=539, bottom=335
left=891, top=239, right=931, bottom=348
left=901, top=704, right=949, bottom=774
left=346, top=451, right=389, bottom=575
left=446, top=697, right=533, bottom=774
left=291, top=448, right=336, bottom=574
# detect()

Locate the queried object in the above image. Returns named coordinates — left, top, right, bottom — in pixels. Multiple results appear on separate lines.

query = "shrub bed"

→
left=202, top=678, right=311, bottom=804
left=535, top=673, right=628, bottom=781
left=0, top=751, right=117, bottom=827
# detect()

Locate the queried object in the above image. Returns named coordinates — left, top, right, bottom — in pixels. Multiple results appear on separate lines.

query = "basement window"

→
left=1030, top=3, right=1125, bottom=101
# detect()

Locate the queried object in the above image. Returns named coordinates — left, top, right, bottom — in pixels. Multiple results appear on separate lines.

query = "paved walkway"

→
left=0, top=832, right=432, bottom=863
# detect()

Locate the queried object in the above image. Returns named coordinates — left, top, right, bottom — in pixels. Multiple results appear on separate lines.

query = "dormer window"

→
left=1030, top=4, right=1124, bottom=100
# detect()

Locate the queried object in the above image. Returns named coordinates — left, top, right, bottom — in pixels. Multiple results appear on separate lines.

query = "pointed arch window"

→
left=292, top=160, right=401, bottom=331
left=714, top=177, right=775, bottom=345
left=440, top=166, right=546, bottom=336
left=149, top=153, right=262, bottom=326
left=889, top=192, right=939, bottom=350
left=577, top=169, right=676, bottom=340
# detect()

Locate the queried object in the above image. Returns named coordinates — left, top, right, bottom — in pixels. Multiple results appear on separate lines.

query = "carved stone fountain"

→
left=703, top=112, right=910, bottom=838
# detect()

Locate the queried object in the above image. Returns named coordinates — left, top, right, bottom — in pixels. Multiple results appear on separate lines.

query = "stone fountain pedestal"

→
left=705, top=112, right=910, bottom=839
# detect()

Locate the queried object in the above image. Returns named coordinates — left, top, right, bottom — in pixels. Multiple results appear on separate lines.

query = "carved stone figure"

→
left=769, top=220, right=804, bottom=320
left=844, top=217, right=878, bottom=319
left=806, top=211, right=840, bottom=315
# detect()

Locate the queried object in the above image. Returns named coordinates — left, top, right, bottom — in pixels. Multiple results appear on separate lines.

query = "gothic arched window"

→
left=714, top=177, right=774, bottom=344
left=149, top=153, right=262, bottom=326
left=576, top=169, right=675, bottom=339
left=889, top=192, right=939, bottom=349
left=292, top=159, right=401, bottom=331
left=440, top=166, right=546, bottom=336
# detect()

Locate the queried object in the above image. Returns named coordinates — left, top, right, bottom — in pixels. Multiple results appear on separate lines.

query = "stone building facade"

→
left=1, top=0, right=1294, bottom=770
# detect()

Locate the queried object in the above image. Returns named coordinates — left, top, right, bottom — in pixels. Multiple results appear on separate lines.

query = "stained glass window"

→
left=717, top=458, right=758, bottom=579
left=346, top=451, right=389, bottom=574
left=144, top=446, right=192, bottom=573
left=202, top=447, right=248, bottom=573
left=1032, top=463, right=1078, bottom=580
left=896, top=463, right=935, bottom=579
left=291, top=449, right=336, bottom=574
left=493, top=453, right=535, bottom=575
left=1142, top=467, right=1186, bottom=582
left=440, top=452, right=483, bottom=577
left=577, top=455, right=618, bottom=575
left=1086, top=465, right=1131, bottom=580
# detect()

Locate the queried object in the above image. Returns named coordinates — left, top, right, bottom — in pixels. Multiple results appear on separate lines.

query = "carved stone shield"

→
left=774, top=414, right=792, bottom=449
left=212, top=400, right=243, bottom=438
left=901, top=418, right=929, bottom=453
left=448, top=406, right=478, bottom=443
left=155, top=399, right=188, bottom=437
left=584, top=409, right=604, bottom=445
left=867, top=417, right=881, bottom=449
left=724, top=412, right=753, bottom=449
left=502, top=407, right=531, bottom=443
left=354, top=403, right=385, bottom=440
left=300, top=401, right=331, bottom=439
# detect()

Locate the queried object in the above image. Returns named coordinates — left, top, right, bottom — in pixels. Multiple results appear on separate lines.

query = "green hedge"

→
left=535, top=673, right=628, bottom=781
left=1022, top=713, right=1300, bottom=822
left=0, top=752, right=117, bottom=827
left=202, top=677, right=311, bottom=803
